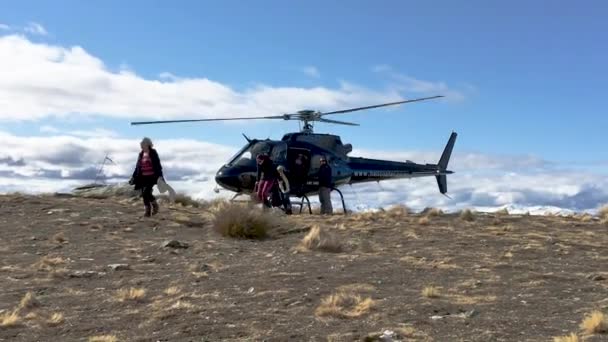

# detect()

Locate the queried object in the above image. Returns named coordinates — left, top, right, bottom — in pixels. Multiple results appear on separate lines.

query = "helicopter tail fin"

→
left=438, top=131, right=457, bottom=171
left=436, top=174, right=448, bottom=195
left=436, top=132, right=457, bottom=196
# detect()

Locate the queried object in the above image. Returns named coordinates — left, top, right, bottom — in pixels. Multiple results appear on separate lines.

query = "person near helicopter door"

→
left=254, top=153, right=278, bottom=207
left=318, top=155, right=333, bottom=215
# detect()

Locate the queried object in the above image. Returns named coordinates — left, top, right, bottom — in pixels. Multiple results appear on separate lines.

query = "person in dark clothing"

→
left=129, top=137, right=164, bottom=217
left=254, top=154, right=278, bottom=207
left=290, top=153, right=309, bottom=197
left=318, top=156, right=333, bottom=215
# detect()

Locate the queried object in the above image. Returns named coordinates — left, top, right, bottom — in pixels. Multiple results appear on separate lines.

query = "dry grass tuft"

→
left=164, top=286, right=181, bottom=296
left=598, top=205, right=608, bottom=219
left=88, top=336, right=117, bottom=342
left=580, top=310, right=607, bottom=334
left=18, top=292, right=40, bottom=311
left=426, top=208, right=443, bottom=217
left=47, top=312, right=64, bottom=327
left=460, top=209, right=475, bottom=221
left=418, top=216, right=430, bottom=225
left=386, top=204, right=409, bottom=218
left=212, top=202, right=277, bottom=239
left=315, top=292, right=375, bottom=319
left=298, top=225, right=342, bottom=253
left=53, top=232, right=67, bottom=244
left=172, top=193, right=203, bottom=207
left=116, top=288, right=146, bottom=302
left=36, top=256, right=66, bottom=271
left=553, top=333, right=579, bottom=342
left=422, top=286, right=440, bottom=298
left=579, top=214, right=593, bottom=222
left=0, top=310, right=20, bottom=328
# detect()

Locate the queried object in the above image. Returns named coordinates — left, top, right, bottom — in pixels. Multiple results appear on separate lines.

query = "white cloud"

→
left=23, top=22, right=47, bottom=36
left=301, top=66, right=320, bottom=78
left=1, top=130, right=607, bottom=214
left=0, top=24, right=10, bottom=31
left=371, top=64, right=392, bottom=73
left=0, top=35, right=443, bottom=122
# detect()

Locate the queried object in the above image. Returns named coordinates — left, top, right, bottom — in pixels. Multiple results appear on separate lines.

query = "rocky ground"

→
left=0, top=193, right=607, bottom=342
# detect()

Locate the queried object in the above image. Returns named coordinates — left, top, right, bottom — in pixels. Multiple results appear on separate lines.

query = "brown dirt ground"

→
left=0, top=194, right=607, bottom=342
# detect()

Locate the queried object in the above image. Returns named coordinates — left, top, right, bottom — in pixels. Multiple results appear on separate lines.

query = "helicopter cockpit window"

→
left=227, top=143, right=253, bottom=166
left=250, top=141, right=273, bottom=159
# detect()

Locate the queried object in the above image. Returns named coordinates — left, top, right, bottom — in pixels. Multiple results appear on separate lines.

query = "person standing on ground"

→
left=129, top=137, right=163, bottom=217
left=318, top=156, right=333, bottom=215
left=254, top=154, right=278, bottom=208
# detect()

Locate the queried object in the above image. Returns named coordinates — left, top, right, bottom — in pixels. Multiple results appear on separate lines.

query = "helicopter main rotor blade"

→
left=130, top=115, right=288, bottom=125
left=317, top=117, right=360, bottom=126
left=320, top=95, right=444, bottom=116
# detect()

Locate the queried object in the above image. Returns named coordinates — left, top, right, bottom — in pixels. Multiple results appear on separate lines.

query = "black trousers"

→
left=140, top=175, right=157, bottom=207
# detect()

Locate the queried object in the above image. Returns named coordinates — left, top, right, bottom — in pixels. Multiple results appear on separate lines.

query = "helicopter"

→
left=131, top=95, right=457, bottom=213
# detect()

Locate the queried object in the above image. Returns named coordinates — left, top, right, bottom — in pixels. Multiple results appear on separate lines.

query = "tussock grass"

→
left=35, top=256, right=66, bottom=271
left=164, top=286, right=181, bottom=296
left=425, top=208, right=443, bottom=217
left=598, top=205, right=608, bottom=219
left=553, top=333, right=579, bottom=342
left=212, top=202, right=278, bottom=239
left=315, top=292, right=375, bottom=319
left=47, top=313, right=64, bottom=327
left=579, top=214, right=593, bottom=222
left=386, top=204, right=409, bottom=218
left=422, top=286, right=440, bottom=298
left=88, top=336, right=117, bottom=342
left=298, top=225, right=342, bottom=253
left=418, top=216, right=430, bottom=225
left=0, top=310, right=20, bottom=328
left=18, top=292, right=40, bottom=311
left=580, top=310, right=607, bottom=334
left=459, top=209, right=475, bottom=221
left=116, top=288, right=146, bottom=302
left=172, top=193, right=203, bottom=208
left=53, top=232, right=67, bottom=244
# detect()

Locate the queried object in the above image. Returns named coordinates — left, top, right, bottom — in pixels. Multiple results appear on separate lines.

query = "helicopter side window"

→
left=227, top=144, right=253, bottom=166
left=271, top=142, right=287, bottom=163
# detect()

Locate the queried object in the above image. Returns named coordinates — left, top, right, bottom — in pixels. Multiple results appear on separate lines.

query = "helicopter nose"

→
left=215, top=167, right=240, bottom=191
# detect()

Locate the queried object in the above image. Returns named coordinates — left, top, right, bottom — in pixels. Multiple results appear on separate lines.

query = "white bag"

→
left=157, top=177, right=176, bottom=202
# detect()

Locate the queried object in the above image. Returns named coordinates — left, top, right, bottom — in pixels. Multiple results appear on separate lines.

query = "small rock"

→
left=162, top=240, right=189, bottom=249
left=108, top=264, right=131, bottom=271
left=431, top=315, right=444, bottom=320
left=124, top=227, right=134, bottom=232
left=247, top=287, right=255, bottom=294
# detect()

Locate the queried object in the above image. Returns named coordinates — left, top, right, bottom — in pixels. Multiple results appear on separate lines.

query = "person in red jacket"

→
left=254, top=153, right=278, bottom=207
left=129, top=137, right=164, bottom=217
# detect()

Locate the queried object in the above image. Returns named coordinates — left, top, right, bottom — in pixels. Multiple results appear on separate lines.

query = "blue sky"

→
left=2, top=1, right=608, bottom=212
left=2, top=0, right=607, bottom=162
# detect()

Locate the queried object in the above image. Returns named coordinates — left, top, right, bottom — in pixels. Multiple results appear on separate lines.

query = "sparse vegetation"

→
left=212, top=202, right=277, bottom=239
left=418, top=216, right=430, bottom=225
left=553, top=333, right=579, bottom=342
left=598, top=205, right=608, bottom=219
left=422, top=286, right=440, bottom=298
left=35, top=255, right=66, bottom=271
left=495, top=208, right=510, bottom=215
left=116, top=288, right=146, bottom=302
left=53, top=232, right=67, bottom=244
left=0, top=310, right=20, bottom=328
left=18, top=292, right=40, bottom=311
left=47, top=313, right=64, bottom=326
left=460, top=208, right=475, bottom=221
left=298, top=225, right=342, bottom=253
left=172, top=193, right=203, bottom=208
left=386, top=204, right=409, bottom=218
left=580, top=310, right=607, bottom=334
left=164, top=286, right=181, bottom=296
left=426, top=208, right=443, bottom=217
left=315, top=292, right=375, bottom=319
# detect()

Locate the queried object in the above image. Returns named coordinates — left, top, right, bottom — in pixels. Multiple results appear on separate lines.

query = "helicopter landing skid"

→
left=331, top=187, right=348, bottom=215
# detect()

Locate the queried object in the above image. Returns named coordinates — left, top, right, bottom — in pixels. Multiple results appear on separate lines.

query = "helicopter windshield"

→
left=227, top=143, right=253, bottom=165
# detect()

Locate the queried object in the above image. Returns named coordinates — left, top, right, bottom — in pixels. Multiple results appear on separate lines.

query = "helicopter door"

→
left=270, top=142, right=287, bottom=164
left=287, top=148, right=311, bottom=195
